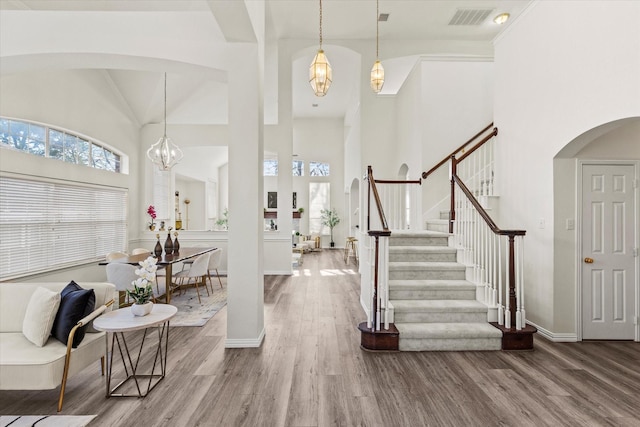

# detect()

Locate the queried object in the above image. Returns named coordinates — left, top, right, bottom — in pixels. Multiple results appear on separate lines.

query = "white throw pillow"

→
left=22, top=287, right=61, bottom=347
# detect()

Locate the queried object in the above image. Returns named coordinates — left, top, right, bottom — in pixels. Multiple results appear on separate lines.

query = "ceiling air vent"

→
left=448, top=9, right=492, bottom=26
left=378, top=13, right=389, bottom=22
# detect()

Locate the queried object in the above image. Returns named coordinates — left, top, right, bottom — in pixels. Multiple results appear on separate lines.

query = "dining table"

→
left=100, top=247, right=217, bottom=304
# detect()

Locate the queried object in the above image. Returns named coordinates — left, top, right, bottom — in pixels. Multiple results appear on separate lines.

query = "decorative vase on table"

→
left=164, top=233, right=173, bottom=255
left=131, top=301, right=153, bottom=317
left=154, top=235, right=163, bottom=257
left=173, top=232, right=180, bottom=254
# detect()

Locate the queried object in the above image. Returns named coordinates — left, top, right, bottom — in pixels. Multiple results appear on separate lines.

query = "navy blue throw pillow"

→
left=51, top=281, right=96, bottom=348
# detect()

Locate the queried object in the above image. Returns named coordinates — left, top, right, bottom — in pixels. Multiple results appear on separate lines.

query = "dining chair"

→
left=105, top=263, right=139, bottom=308
left=106, top=251, right=128, bottom=262
left=131, top=248, right=149, bottom=255
left=206, top=248, right=224, bottom=292
left=178, top=244, right=209, bottom=272
left=173, top=253, right=210, bottom=304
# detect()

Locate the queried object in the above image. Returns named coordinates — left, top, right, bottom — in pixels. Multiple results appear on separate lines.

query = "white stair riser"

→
left=399, top=338, right=501, bottom=351
left=394, top=311, right=487, bottom=323
left=389, top=289, right=476, bottom=300
left=425, top=221, right=449, bottom=233
left=389, top=252, right=456, bottom=262
left=389, top=269, right=466, bottom=280
left=389, top=237, right=448, bottom=246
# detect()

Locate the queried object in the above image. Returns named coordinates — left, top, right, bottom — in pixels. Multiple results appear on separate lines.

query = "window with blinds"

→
left=0, top=175, right=127, bottom=280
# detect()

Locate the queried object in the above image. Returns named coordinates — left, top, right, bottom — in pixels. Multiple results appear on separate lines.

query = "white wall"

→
left=494, top=1, right=640, bottom=334
left=421, top=59, right=494, bottom=220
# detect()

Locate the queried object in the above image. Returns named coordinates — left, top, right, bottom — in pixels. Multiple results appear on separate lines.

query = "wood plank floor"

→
left=2, top=250, right=639, bottom=426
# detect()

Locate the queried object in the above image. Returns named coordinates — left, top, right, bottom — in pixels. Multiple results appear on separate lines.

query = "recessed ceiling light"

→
left=493, top=13, right=510, bottom=25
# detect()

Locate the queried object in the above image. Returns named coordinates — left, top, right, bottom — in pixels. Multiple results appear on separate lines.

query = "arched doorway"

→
left=554, top=117, right=640, bottom=341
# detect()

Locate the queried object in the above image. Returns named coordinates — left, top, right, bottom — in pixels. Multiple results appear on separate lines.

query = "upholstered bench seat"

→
left=0, top=331, right=105, bottom=390
left=0, top=282, right=115, bottom=411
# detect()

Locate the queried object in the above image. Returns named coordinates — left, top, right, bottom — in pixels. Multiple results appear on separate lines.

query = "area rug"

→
left=169, top=283, right=227, bottom=327
left=1, top=415, right=96, bottom=427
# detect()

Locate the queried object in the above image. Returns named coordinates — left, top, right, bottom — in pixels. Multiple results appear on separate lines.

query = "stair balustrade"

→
left=422, top=124, right=497, bottom=222
left=359, top=124, right=534, bottom=351
left=363, top=166, right=392, bottom=333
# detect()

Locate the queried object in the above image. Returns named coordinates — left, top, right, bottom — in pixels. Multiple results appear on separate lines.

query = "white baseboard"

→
left=527, top=321, right=578, bottom=342
left=265, top=270, right=293, bottom=275
left=225, top=327, right=265, bottom=348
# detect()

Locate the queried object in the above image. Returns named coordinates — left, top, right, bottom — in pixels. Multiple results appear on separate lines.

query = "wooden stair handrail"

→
left=451, top=166, right=526, bottom=330
left=452, top=174, right=525, bottom=237
left=367, top=165, right=390, bottom=233
left=456, top=127, right=498, bottom=164
left=374, top=179, right=422, bottom=185
left=422, top=123, right=495, bottom=179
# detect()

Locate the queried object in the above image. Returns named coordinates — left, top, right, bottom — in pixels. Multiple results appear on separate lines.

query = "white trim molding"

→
left=528, top=321, right=577, bottom=342
left=225, top=327, right=265, bottom=348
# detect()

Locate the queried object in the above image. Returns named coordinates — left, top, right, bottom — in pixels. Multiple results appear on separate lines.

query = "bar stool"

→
left=344, top=237, right=358, bottom=266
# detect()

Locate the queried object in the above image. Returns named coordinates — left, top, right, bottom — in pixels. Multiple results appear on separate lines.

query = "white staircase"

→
left=388, top=230, right=502, bottom=351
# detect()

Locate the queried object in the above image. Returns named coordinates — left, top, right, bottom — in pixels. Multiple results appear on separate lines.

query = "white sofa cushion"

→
left=22, top=287, right=61, bottom=347
left=0, top=332, right=105, bottom=390
left=0, top=282, right=115, bottom=333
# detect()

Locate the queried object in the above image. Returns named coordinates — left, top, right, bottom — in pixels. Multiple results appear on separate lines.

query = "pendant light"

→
left=309, top=0, right=332, bottom=97
left=370, top=0, right=384, bottom=93
left=146, top=72, right=183, bottom=171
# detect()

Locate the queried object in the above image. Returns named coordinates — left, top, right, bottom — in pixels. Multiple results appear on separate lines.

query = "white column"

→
left=225, top=46, right=265, bottom=348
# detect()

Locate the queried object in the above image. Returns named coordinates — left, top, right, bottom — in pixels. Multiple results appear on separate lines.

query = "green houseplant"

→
left=320, top=208, right=340, bottom=248
left=215, top=209, right=229, bottom=230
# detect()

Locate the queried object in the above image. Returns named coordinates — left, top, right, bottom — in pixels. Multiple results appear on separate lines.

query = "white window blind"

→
left=0, top=175, right=127, bottom=279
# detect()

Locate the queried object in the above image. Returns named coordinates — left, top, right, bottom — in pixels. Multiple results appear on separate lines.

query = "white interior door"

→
left=582, top=163, right=637, bottom=340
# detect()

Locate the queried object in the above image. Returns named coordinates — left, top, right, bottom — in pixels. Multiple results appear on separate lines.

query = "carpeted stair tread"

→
left=392, top=299, right=487, bottom=312
left=389, top=246, right=457, bottom=254
left=396, top=322, right=503, bottom=339
left=390, top=230, right=450, bottom=237
left=389, top=262, right=465, bottom=270
left=389, top=279, right=474, bottom=290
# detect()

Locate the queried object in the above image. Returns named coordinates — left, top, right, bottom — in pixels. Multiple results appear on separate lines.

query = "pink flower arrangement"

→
left=147, top=205, right=157, bottom=227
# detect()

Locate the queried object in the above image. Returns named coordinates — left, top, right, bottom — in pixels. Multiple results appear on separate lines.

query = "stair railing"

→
left=421, top=124, right=528, bottom=330
left=451, top=163, right=527, bottom=329
left=422, top=123, right=497, bottom=223
left=365, top=166, right=391, bottom=331
left=363, top=166, right=422, bottom=331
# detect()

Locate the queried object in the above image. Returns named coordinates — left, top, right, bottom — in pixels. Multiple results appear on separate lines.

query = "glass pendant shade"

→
left=146, top=135, right=183, bottom=171
left=147, top=72, right=183, bottom=171
left=310, top=49, right=332, bottom=97
left=370, top=59, right=385, bottom=93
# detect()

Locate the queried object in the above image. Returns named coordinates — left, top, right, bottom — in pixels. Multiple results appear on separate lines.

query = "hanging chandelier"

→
left=146, top=72, right=183, bottom=171
left=309, top=0, right=332, bottom=97
left=370, top=0, right=384, bottom=93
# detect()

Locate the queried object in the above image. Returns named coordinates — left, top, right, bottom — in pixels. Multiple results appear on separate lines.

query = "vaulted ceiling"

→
left=0, top=0, right=532, bottom=127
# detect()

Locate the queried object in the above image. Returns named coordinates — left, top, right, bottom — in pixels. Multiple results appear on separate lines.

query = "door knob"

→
left=584, top=257, right=594, bottom=264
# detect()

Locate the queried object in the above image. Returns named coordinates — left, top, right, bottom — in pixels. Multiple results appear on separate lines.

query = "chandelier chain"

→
left=163, top=72, right=167, bottom=136
left=319, top=0, right=323, bottom=48
left=376, top=0, right=379, bottom=58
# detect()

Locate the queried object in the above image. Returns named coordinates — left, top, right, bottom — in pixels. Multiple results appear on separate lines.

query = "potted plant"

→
left=147, top=205, right=157, bottom=230
left=215, top=209, right=229, bottom=230
left=320, top=208, right=340, bottom=248
left=127, top=256, right=157, bottom=316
